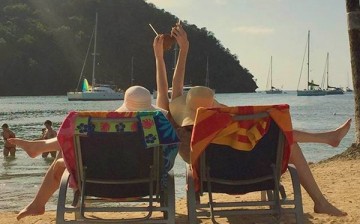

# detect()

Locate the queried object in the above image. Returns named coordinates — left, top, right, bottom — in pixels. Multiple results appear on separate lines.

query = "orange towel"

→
left=190, top=104, right=293, bottom=191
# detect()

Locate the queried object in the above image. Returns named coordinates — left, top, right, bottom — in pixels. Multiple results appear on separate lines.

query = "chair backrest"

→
left=190, top=104, right=293, bottom=193
left=75, top=121, right=160, bottom=198
left=200, top=118, right=284, bottom=194
left=57, top=111, right=179, bottom=198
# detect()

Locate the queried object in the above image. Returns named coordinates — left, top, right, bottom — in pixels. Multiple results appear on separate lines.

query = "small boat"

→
left=168, top=84, right=192, bottom=97
left=67, top=13, right=124, bottom=101
left=265, top=56, right=282, bottom=94
left=345, top=72, right=353, bottom=92
left=323, top=53, right=344, bottom=95
left=153, top=84, right=192, bottom=99
left=297, top=31, right=326, bottom=96
left=345, top=87, right=353, bottom=92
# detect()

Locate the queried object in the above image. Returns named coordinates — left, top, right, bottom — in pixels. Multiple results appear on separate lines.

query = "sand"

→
left=1, top=157, right=359, bottom=224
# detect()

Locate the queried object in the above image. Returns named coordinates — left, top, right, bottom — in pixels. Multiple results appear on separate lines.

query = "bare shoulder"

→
left=50, top=130, right=57, bottom=137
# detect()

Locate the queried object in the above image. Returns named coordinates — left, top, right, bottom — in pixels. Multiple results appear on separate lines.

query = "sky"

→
left=145, top=0, right=351, bottom=91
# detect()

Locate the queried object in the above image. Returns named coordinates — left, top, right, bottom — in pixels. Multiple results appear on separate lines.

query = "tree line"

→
left=0, top=0, right=258, bottom=96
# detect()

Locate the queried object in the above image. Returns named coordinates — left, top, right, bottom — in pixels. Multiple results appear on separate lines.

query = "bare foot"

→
left=17, top=202, right=45, bottom=220
left=314, top=201, right=347, bottom=216
left=7, top=138, right=40, bottom=158
left=328, top=118, right=351, bottom=147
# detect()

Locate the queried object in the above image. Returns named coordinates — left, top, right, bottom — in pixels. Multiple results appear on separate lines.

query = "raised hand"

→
left=171, top=24, right=189, bottom=50
left=153, top=34, right=164, bottom=58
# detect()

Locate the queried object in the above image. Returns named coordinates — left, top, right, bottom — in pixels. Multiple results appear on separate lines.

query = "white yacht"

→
left=67, top=13, right=124, bottom=101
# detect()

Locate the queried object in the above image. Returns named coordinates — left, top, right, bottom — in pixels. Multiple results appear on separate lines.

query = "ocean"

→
left=0, top=92, right=356, bottom=212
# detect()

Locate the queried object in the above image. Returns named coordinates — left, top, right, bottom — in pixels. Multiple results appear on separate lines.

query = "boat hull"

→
left=297, top=90, right=326, bottom=96
left=265, top=89, right=283, bottom=94
left=326, top=89, right=344, bottom=95
left=153, top=85, right=194, bottom=99
left=67, top=92, right=124, bottom=101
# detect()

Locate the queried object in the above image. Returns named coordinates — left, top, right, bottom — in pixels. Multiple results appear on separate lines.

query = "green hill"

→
left=0, top=0, right=258, bottom=96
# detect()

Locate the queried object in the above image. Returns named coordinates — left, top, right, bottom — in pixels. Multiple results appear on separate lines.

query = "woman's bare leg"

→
left=17, top=154, right=65, bottom=220
left=8, top=137, right=61, bottom=158
left=289, top=143, right=347, bottom=216
left=293, top=119, right=351, bottom=147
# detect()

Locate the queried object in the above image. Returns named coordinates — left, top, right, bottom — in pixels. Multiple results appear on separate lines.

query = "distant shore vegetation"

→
left=0, top=0, right=257, bottom=96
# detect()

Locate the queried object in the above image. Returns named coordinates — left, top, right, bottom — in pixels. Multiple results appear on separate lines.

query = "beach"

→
left=2, top=155, right=359, bottom=224
left=0, top=94, right=358, bottom=223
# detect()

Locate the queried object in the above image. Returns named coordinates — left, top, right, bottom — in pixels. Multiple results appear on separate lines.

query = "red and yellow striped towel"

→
left=190, top=104, right=294, bottom=191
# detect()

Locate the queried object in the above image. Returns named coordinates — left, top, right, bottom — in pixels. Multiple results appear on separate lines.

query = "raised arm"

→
left=171, top=24, right=189, bottom=100
left=153, top=35, right=170, bottom=111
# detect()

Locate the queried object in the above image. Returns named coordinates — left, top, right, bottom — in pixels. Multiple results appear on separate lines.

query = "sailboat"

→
left=297, top=31, right=326, bottom=96
left=265, top=56, right=282, bottom=94
left=346, top=72, right=353, bottom=92
left=323, top=53, right=344, bottom=95
left=67, top=13, right=124, bottom=101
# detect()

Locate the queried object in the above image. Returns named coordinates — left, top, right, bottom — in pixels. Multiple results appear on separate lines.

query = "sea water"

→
left=0, top=92, right=356, bottom=212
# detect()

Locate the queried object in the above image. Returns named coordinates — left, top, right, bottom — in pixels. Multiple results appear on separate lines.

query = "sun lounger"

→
left=56, top=111, right=179, bottom=223
left=186, top=105, right=304, bottom=223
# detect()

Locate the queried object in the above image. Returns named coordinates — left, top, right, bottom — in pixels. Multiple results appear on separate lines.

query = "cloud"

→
left=232, top=26, right=274, bottom=34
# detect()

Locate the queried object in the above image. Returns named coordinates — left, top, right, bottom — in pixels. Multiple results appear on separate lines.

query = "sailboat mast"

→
left=270, top=56, right=273, bottom=89
left=205, top=56, right=209, bottom=87
left=130, top=56, right=134, bottom=86
left=326, top=52, right=329, bottom=88
left=173, top=44, right=178, bottom=70
left=307, top=30, right=310, bottom=90
left=91, top=12, right=98, bottom=91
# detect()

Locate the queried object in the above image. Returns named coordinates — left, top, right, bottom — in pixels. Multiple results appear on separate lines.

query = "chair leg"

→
left=165, top=170, right=175, bottom=224
left=186, top=165, right=198, bottom=224
left=288, top=165, right=304, bottom=224
left=56, top=171, right=70, bottom=224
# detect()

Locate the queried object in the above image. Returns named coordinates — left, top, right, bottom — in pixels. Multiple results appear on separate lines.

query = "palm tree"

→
left=346, top=0, right=360, bottom=149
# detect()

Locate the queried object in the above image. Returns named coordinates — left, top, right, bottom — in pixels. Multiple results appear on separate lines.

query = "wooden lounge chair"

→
left=186, top=105, right=304, bottom=223
left=56, top=111, right=179, bottom=223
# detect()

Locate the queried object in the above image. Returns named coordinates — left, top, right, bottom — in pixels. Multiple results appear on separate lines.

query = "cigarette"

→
left=148, top=24, right=158, bottom=35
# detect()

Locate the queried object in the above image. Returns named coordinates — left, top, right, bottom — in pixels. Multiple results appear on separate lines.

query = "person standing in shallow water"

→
left=41, top=120, right=57, bottom=158
left=1, top=123, right=16, bottom=157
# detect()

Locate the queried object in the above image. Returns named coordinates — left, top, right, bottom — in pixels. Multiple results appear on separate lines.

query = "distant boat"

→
left=67, top=13, right=124, bottom=101
left=346, top=72, right=353, bottom=92
left=153, top=84, right=192, bottom=99
left=265, top=56, right=282, bottom=94
left=346, top=87, right=353, bottom=92
left=297, top=31, right=326, bottom=96
left=168, top=84, right=192, bottom=97
left=323, top=53, right=344, bottom=95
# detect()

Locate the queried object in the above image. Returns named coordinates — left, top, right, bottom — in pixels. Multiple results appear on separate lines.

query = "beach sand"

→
left=2, top=157, right=359, bottom=224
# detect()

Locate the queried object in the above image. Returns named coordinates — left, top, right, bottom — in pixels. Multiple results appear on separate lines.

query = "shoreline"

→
left=2, top=157, right=359, bottom=224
